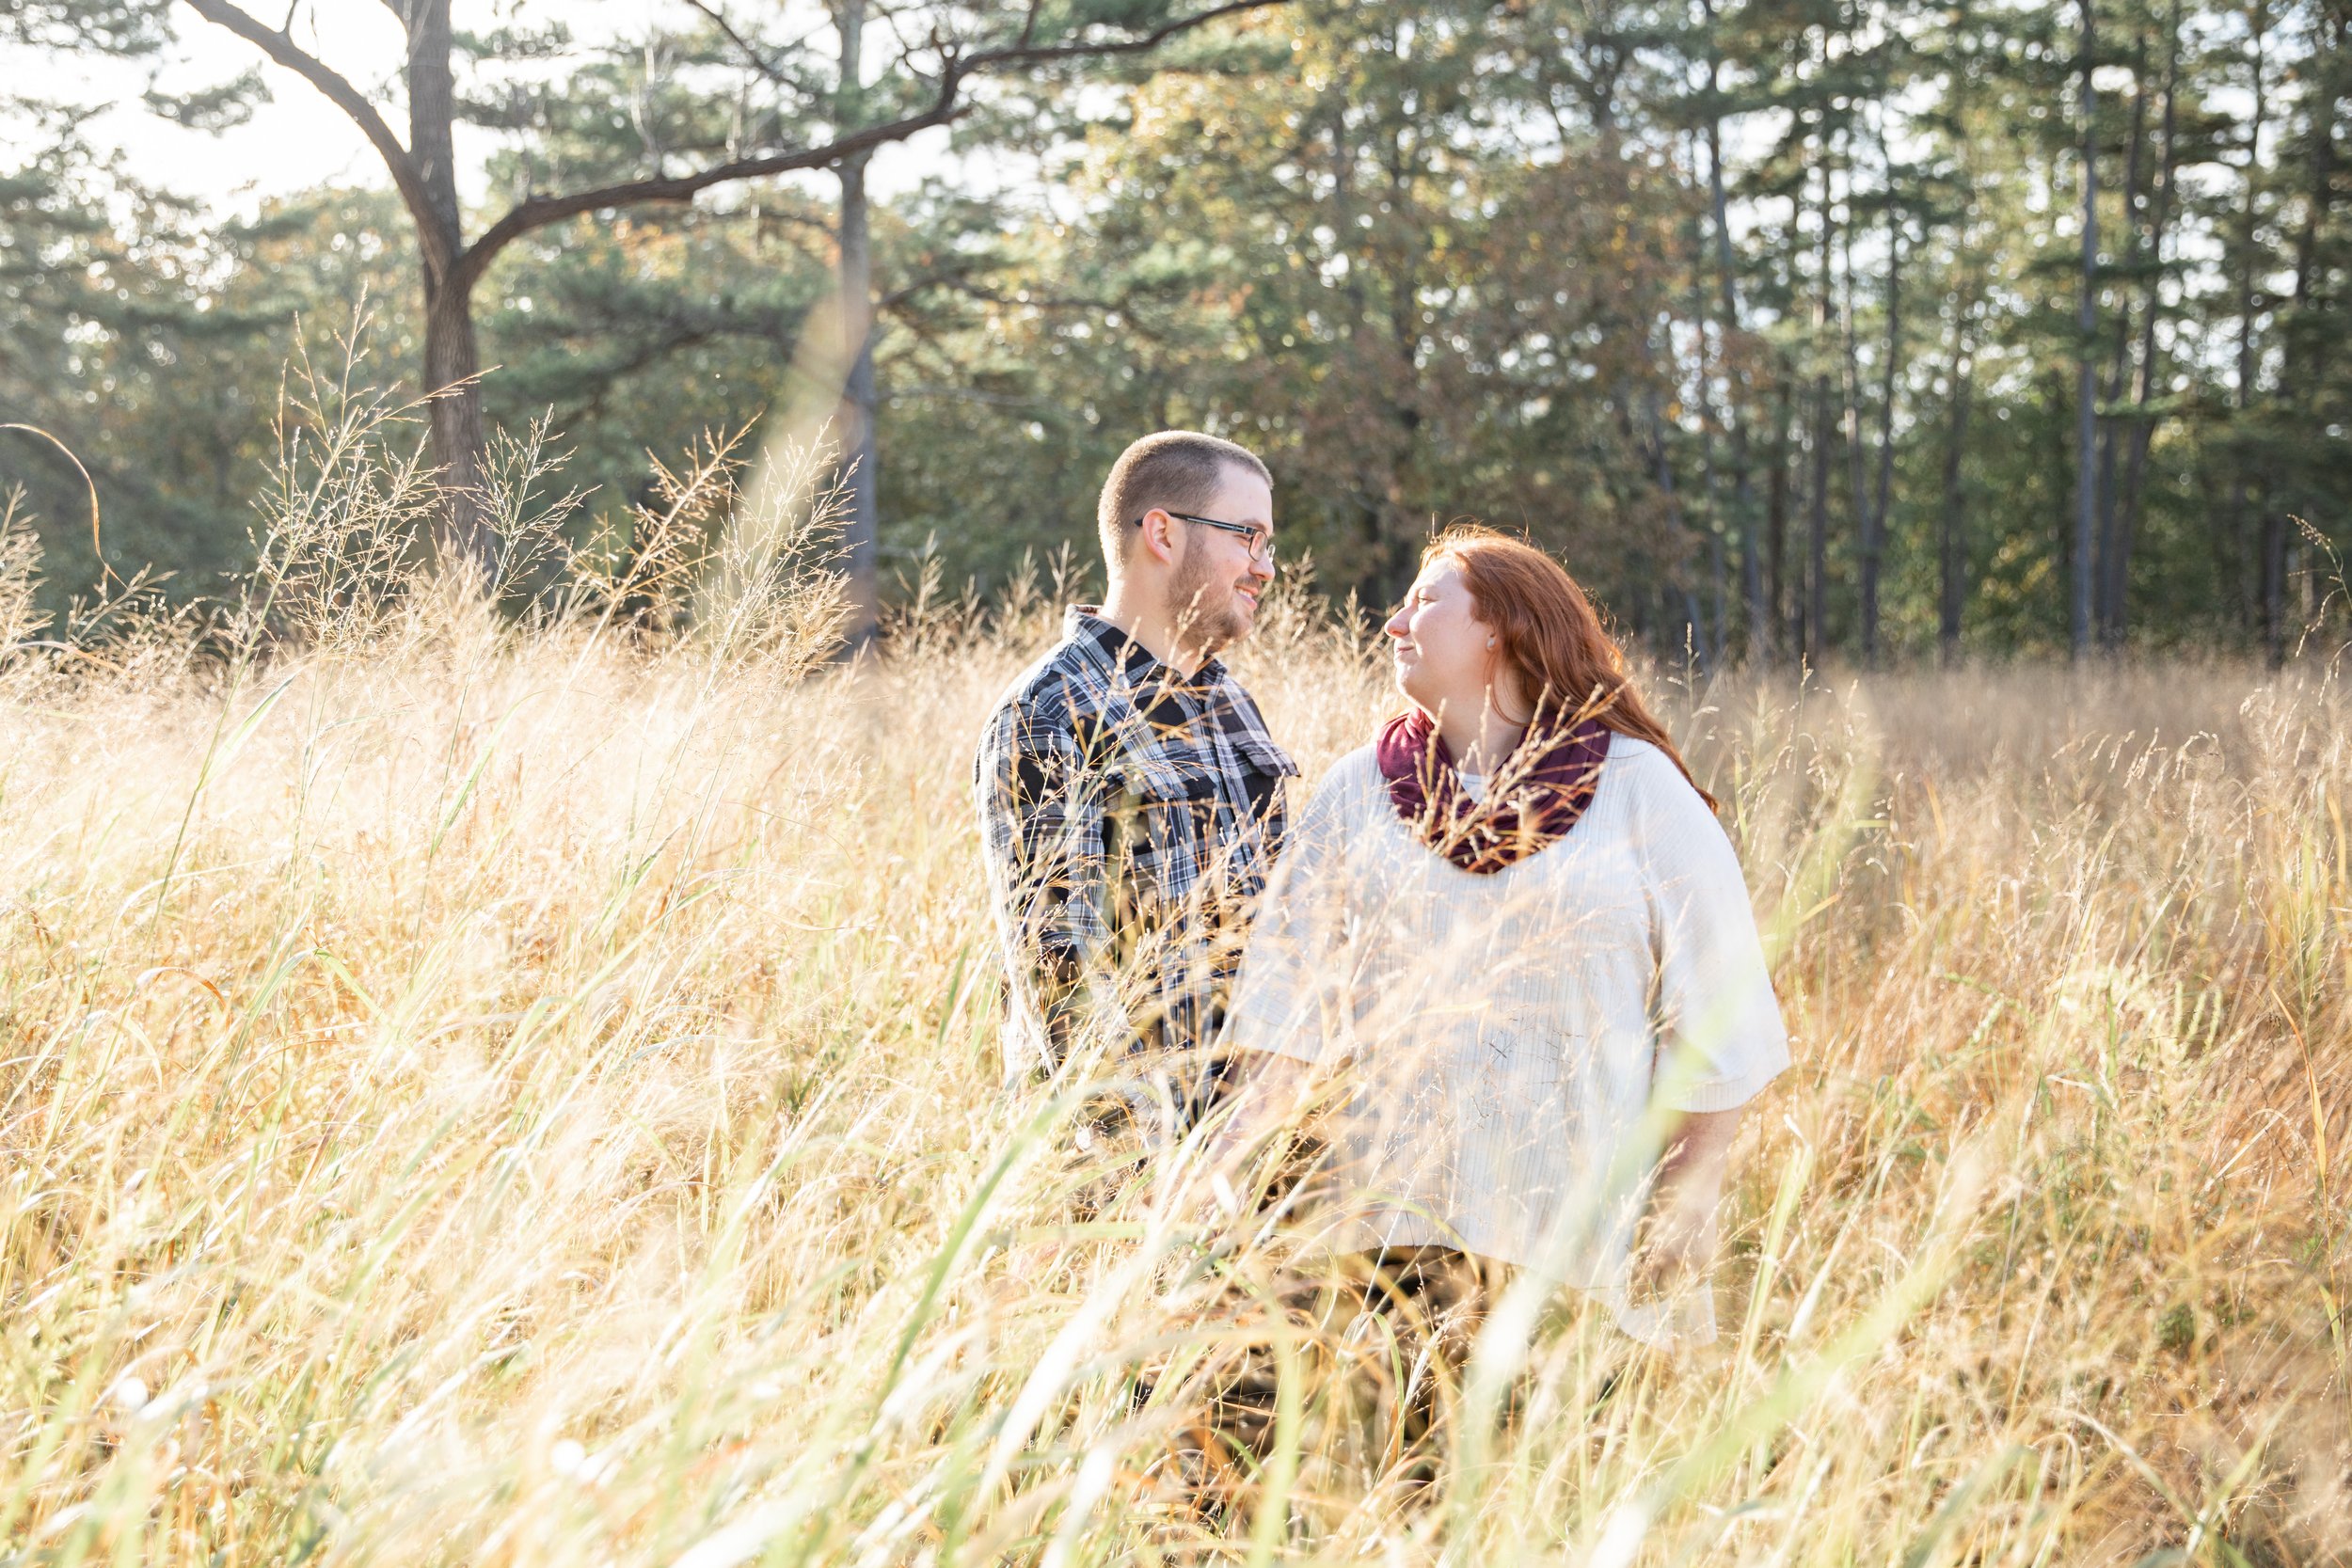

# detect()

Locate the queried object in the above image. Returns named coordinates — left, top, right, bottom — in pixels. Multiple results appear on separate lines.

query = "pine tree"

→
left=167, top=0, right=1288, bottom=579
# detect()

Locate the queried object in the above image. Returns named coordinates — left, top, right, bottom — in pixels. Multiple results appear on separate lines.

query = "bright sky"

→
left=28, top=0, right=956, bottom=221
left=40, top=8, right=405, bottom=214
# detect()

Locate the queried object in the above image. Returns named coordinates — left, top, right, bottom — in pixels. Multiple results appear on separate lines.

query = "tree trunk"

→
left=1806, top=147, right=1834, bottom=669
left=1676, top=155, right=1736, bottom=668
left=2072, top=0, right=2099, bottom=659
left=1937, top=12, right=1979, bottom=667
left=405, top=0, right=487, bottom=567
left=833, top=0, right=881, bottom=649
left=2108, top=5, right=2183, bottom=649
left=836, top=153, right=881, bottom=649
left=1839, top=224, right=1871, bottom=662
left=2092, top=24, right=2149, bottom=642
left=1700, top=0, right=1766, bottom=666
left=2260, top=499, right=2287, bottom=660
left=2051, top=368, right=2078, bottom=630
left=1766, top=369, right=1792, bottom=648
left=2236, top=0, right=2277, bottom=663
left=1840, top=212, right=1897, bottom=670
left=1939, top=341, right=1974, bottom=664
left=1641, top=380, right=1707, bottom=670
left=422, top=280, right=489, bottom=562
left=1684, top=145, right=1730, bottom=666
left=1807, top=375, right=1831, bottom=669
left=1708, top=506, right=1728, bottom=663
left=1867, top=224, right=1899, bottom=667
left=2280, top=12, right=2336, bottom=647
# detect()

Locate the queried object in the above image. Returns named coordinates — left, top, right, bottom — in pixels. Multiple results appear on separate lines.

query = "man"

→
left=973, top=430, right=1295, bottom=1120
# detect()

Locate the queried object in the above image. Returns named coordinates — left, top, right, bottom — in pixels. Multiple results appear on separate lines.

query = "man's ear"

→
left=1133, top=507, right=1181, bottom=567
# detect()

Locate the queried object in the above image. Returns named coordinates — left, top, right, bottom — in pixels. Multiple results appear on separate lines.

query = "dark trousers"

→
left=1176, top=1245, right=1508, bottom=1502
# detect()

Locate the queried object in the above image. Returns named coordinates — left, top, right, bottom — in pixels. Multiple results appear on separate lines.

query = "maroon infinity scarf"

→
left=1375, top=709, right=1613, bottom=874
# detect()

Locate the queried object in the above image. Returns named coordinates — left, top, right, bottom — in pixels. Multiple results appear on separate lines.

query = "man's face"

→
left=1164, top=466, right=1277, bottom=656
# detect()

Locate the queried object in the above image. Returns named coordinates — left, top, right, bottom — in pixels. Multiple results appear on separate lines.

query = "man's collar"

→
left=1064, top=606, right=1226, bottom=686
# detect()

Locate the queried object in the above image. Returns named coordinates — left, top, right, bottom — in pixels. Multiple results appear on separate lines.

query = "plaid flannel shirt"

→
left=975, top=608, right=1298, bottom=1083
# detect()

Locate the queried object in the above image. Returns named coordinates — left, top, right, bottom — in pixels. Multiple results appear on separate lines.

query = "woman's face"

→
left=1385, top=558, right=1500, bottom=718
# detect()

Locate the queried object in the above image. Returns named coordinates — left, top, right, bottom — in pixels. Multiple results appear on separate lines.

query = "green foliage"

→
left=478, top=204, right=837, bottom=534
left=1, top=0, right=169, bottom=53
left=1, top=119, right=262, bottom=608
left=4, top=0, right=2348, bottom=658
left=140, top=65, right=269, bottom=131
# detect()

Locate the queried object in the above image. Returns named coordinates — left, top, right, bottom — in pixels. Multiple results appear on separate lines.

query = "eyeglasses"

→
left=1132, top=510, right=1277, bottom=564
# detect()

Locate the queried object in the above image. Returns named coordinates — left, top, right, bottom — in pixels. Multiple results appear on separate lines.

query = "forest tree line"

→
left=3, top=0, right=2347, bottom=663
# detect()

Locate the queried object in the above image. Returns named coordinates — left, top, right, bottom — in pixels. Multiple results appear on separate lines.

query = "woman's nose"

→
left=1383, top=609, right=1409, bottom=639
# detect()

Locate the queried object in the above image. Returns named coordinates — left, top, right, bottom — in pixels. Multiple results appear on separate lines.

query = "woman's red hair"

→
left=1423, top=525, right=1718, bottom=812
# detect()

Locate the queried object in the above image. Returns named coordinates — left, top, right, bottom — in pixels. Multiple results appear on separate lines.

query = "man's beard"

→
left=1168, top=555, right=1249, bottom=656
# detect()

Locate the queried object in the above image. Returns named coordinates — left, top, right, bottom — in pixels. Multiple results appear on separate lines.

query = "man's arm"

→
left=977, top=698, right=1113, bottom=1068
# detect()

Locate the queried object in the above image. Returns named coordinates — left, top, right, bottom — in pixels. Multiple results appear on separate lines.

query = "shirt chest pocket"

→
left=1229, top=730, right=1299, bottom=787
left=1102, top=750, right=1219, bottom=865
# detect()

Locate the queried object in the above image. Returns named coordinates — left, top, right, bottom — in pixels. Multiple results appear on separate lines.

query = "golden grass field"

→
left=1, top=400, right=2347, bottom=1565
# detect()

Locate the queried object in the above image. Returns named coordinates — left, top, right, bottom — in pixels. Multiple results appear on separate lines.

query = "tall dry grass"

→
left=0, top=384, right=2346, bottom=1565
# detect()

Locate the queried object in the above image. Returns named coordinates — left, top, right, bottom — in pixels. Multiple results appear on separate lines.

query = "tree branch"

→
left=962, top=0, right=1280, bottom=71
left=677, top=0, right=795, bottom=88
left=452, top=91, right=964, bottom=292
left=453, top=0, right=1286, bottom=292
left=176, top=0, right=456, bottom=279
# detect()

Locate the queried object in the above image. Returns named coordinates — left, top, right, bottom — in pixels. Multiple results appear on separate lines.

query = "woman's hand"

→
left=1200, top=1053, right=1313, bottom=1214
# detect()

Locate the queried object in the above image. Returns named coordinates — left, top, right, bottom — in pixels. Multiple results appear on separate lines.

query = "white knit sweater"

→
left=1224, top=736, right=1789, bottom=1339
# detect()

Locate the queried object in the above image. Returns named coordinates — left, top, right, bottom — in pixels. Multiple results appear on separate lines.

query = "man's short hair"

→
left=1096, top=431, right=1271, bottom=573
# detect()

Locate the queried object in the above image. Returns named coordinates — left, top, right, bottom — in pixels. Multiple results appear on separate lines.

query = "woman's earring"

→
left=1486, top=639, right=1496, bottom=650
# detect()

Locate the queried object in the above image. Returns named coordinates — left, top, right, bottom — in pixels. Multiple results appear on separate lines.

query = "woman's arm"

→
left=1624, top=747, right=1786, bottom=1301
left=1202, top=759, right=1362, bottom=1205
left=1632, top=1105, right=1744, bottom=1295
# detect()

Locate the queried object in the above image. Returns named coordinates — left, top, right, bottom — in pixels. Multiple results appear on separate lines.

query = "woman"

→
left=1216, top=526, right=1788, bottom=1351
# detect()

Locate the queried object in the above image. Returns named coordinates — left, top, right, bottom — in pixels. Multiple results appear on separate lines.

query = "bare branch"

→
left=453, top=87, right=968, bottom=290
left=961, top=0, right=1282, bottom=72
left=453, top=0, right=1285, bottom=292
left=679, top=0, right=792, bottom=87
left=176, top=0, right=456, bottom=278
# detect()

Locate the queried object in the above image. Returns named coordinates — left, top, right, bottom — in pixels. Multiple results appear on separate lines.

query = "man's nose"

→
left=1248, top=549, right=1276, bottom=582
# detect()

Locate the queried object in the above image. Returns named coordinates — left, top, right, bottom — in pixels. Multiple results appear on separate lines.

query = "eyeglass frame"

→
left=1130, top=509, right=1278, bottom=564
